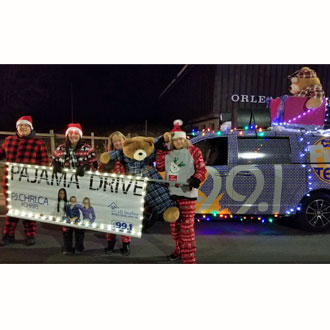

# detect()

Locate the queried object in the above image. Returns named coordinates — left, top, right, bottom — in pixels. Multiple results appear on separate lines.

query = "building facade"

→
left=159, top=64, right=330, bottom=131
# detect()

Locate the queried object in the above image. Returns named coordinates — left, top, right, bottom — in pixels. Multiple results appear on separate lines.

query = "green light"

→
left=211, top=211, right=217, bottom=217
left=269, top=218, right=273, bottom=223
left=192, top=132, right=195, bottom=136
left=216, top=131, right=221, bottom=136
left=244, top=125, right=249, bottom=130
left=258, top=132, right=265, bottom=137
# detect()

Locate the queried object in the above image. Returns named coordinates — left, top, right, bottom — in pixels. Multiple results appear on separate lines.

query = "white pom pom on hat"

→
left=171, top=119, right=186, bottom=139
left=173, top=119, right=183, bottom=126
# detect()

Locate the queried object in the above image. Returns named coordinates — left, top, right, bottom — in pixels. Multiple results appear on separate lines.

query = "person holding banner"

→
left=99, top=131, right=131, bottom=256
left=52, top=123, right=98, bottom=255
left=0, top=116, right=49, bottom=247
left=156, top=120, right=207, bottom=264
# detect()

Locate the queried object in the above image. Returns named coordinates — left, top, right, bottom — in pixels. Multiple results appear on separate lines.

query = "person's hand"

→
left=75, top=166, right=85, bottom=177
left=163, top=132, right=171, bottom=143
left=188, top=176, right=201, bottom=190
left=53, top=162, right=63, bottom=174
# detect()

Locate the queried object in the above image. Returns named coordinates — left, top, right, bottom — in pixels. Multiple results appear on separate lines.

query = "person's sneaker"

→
left=0, top=236, right=15, bottom=247
left=167, top=253, right=181, bottom=261
left=24, top=237, right=35, bottom=246
left=120, top=243, right=131, bottom=256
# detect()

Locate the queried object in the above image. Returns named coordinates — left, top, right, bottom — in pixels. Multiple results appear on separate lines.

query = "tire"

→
left=296, top=192, right=330, bottom=232
left=142, top=207, right=162, bottom=231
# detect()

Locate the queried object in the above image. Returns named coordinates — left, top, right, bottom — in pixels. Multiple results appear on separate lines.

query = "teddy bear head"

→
left=288, top=67, right=321, bottom=95
left=122, top=136, right=154, bottom=161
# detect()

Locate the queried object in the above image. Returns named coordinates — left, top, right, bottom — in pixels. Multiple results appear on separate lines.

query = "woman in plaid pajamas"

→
left=98, top=131, right=131, bottom=256
left=156, top=120, right=207, bottom=264
left=52, top=123, right=98, bottom=255
left=0, top=116, right=49, bottom=246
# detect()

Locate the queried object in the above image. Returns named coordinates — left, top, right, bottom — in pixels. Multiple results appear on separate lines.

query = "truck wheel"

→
left=297, top=192, right=330, bottom=232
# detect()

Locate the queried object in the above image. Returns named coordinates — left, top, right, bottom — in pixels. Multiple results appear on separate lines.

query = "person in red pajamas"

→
left=156, top=120, right=206, bottom=264
left=99, top=131, right=131, bottom=256
left=0, top=116, right=49, bottom=246
left=52, top=123, right=98, bottom=255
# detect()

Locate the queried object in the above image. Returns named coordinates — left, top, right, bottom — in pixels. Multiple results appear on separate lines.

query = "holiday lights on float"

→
left=5, top=163, right=147, bottom=237
left=188, top=97, right=330, bottom=223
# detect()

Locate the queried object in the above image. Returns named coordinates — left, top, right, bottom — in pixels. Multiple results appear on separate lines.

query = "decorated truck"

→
left=191, top=95, right=330, bottom=232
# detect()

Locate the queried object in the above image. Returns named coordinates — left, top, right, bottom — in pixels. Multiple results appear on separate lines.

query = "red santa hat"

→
left=65, top=123, right=83, bottom=138
left=16, top=116, right=33, bottom=130
left=171, top=119, right=186, bottom=139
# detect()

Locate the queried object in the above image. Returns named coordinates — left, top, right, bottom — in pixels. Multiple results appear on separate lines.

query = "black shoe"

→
left=0, top=236, right=15, bottom=246
left=120, top=243, right=131, bottom=256
left=167, top=253, right=181, bottom=261
left=62, top=247, right=74, bottom=255
left=105, top=241, right=115, bottom=255
left=25, top=237, right=35, bottom=246
left=74, top=247, right=84, bottom=255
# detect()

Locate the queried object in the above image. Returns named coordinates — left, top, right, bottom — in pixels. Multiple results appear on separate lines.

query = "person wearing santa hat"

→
left=52, top=123, right=98, bottom=255
left=0, top=116, right=49, bottom=246
left=156, top=120, right=207, bottom=264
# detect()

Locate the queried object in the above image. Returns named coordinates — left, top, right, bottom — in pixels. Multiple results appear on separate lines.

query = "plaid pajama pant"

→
left=170, top=199, right=197, bottom=264
left=2, top=193, right=36, bottom=238
left=3, top=217, right=36, bottom=238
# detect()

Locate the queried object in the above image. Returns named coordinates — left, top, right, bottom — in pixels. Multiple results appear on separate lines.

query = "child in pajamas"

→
left=156, top=120, right=206, bottom=264
left=99, top=131, right=131, bottom=256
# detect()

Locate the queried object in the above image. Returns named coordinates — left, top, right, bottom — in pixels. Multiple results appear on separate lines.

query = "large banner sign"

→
left=6, top=163, right=147, bottom=238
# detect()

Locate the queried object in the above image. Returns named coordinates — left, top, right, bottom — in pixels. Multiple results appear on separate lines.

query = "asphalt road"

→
left=1, top=213, right=330, bottom=263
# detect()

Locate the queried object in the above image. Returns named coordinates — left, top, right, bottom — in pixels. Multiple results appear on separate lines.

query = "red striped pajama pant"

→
left=106, top=233, right=131, bottom=244
left=169, top=199, right=196, bottom=264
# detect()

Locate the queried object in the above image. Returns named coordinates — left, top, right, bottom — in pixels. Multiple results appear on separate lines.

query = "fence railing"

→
left=0, top=130, right=109, bottom=154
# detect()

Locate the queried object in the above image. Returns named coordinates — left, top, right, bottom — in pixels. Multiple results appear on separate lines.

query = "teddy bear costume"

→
left=103, top=136, right=179, bottom=221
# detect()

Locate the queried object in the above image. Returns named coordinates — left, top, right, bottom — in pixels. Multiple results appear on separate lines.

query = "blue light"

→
left=300, top=138, right=304, bottom=142
left=250, top=125, right=254, bottom=130
left=306, top=193, right=311, bottom=197
left=261, top=219, right=265, bottom=223
left=290, top=208, right=294, bottom=212
left=297, top=207, right=301, bottom=211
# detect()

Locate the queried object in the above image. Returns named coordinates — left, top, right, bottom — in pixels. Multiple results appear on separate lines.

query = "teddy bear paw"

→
left=100, top=152, right=111, bottom=164
left=163, top=207, right=180, bottom=223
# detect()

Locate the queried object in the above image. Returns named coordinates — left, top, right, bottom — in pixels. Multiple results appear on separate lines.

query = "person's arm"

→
left=155, top=150, right=167, bottom=172
left=52, top=146, right=65, bottom=172
left=0, top=140, right=7, bottom=161
left=188, top=146, right=207, bottom=189
left=38, top=140, right=50, bottom=166
left=90, top=207, right=96, bottom=221
left=87, top=146, right=98, bottom=170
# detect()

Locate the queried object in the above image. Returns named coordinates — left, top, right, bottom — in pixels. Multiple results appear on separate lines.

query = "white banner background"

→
left=6, top=163, right=147, bottom=238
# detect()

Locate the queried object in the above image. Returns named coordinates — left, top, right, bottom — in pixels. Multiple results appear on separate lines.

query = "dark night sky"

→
left=0, top=65, right=184, bottom=135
